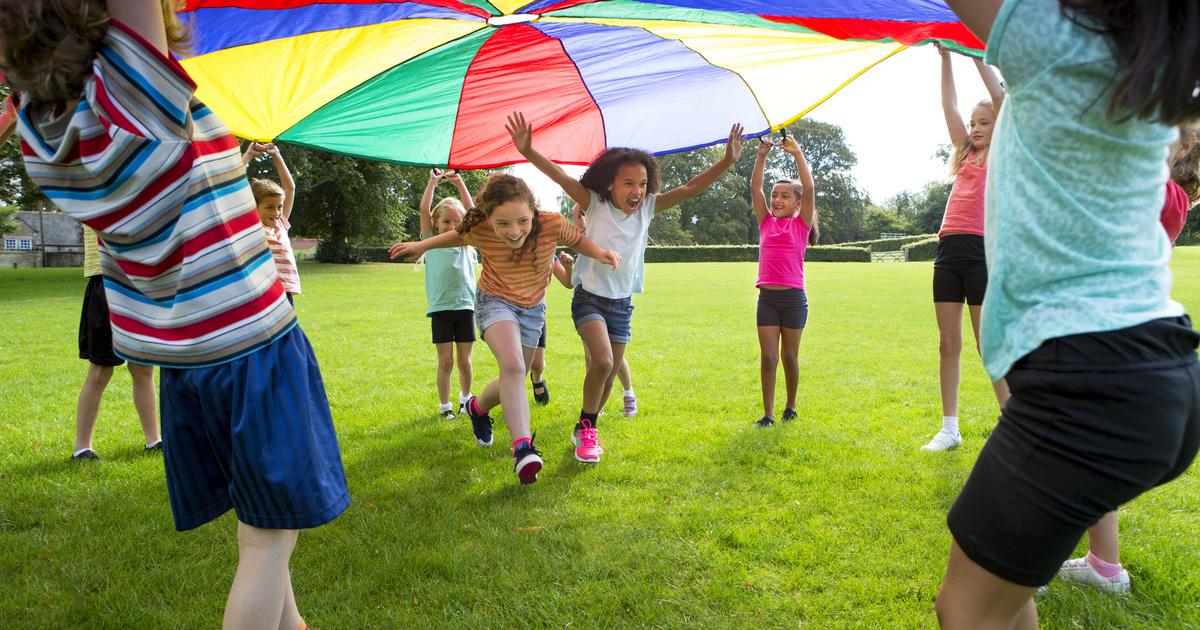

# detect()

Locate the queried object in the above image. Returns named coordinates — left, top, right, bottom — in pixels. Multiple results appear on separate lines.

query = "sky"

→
left=515, top=46, right=996, bottom=211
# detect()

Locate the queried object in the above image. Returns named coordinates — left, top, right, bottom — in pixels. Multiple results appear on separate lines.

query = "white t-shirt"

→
left=571, top=189, right=656, bottom=298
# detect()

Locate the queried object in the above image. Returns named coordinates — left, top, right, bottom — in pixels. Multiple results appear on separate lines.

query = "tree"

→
left=0, top=85, right=52, bottom=211
left=0, top=205, right=19, bottom=235
left=886, top=180, right=952, bottom=235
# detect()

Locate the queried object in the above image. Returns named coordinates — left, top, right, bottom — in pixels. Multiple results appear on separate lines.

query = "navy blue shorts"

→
left=571, top=287, right=634, bottom=344
left=756, top=287, right=808, bottom=329
left=159, top=325, right=350, bottom=531
left=948, top=316, right=1200, bottom=586
left=79, top=275, right=124, bottom=367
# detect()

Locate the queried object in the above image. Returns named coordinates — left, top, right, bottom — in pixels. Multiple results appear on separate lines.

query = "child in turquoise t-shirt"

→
left=418, top=169, right=477, bottom=418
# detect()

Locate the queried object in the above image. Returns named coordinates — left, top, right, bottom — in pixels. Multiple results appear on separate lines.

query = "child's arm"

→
left=974, top=57, right=1005, bottom=114
left=242, top=142, right=266, bottom=166
left=507, top=111, right=593, bottom=211
left=389, top=229, right=463, bottom=261
left=569, top=234, right=621, bottom=270
left=419, top=168, right=442, bottom=236
left=751, top=138, right=773, bottom=225
left=571, top=203, right=586, bottom=231
left=940, top=0, right=1004, bottom=45
left=266, top=143, right=296, bottom=220
left=656, top=123, right=745, bottom=213
left=552, top=252, right=575, bottom=289
left=0, top=94, right=18, bottom=146
left=780, top=136, right=816, bottom=228
left=108, top=0, right=169, bottom=55
left=445, top=170, right=474, bottom=209
left=938, top=45, right=969, bottom=148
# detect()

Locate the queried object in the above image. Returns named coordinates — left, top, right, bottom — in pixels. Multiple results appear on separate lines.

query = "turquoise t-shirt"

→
left=980, top=0, right=1183, bottom=380
left=421, top=230, right=476, bottom=315
left=571, top=189, right=656, bottom=299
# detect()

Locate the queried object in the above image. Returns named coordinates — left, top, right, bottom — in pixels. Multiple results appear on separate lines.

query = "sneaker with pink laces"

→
left=623, top=394, right=638, bottom=417
left=573, top=419, right=602, bottom=463
left=1058, top=557, right=1130, bottom=594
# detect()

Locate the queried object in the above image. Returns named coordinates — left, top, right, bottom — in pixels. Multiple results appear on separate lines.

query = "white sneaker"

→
left=921, top=429, right=962, bottom=451
left=1059, top=557, right=1130, bottom=594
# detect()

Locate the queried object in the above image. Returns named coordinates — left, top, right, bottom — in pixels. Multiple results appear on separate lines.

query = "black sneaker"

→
left=513, top=434, right=543, bottom=484
left=531, top=377, right=550, bottom=405
left=72, top=449, right=100, bottom=461
left=781, top=409, right=798, bottom=423
left=753, top=416, right=774, bottom=428
left=441, top=409, right=457, bottom=420
left=144, top=440, right=163, bottom=452
left=466, top=396, right=493, bottom=447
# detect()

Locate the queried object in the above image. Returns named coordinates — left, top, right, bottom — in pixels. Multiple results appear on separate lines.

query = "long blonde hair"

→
left=949, top=100, right=997, bottom=176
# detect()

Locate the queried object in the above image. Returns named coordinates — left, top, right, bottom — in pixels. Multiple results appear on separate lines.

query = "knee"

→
left=437, top=355, right=454, bottom=372
left=497, top=356, right=526, bottom=379
left=86, top=365, right=114, bottom=387
left=457, top=356, right=473, bottom=373
left=760, top=352, right=779, bottom=368
left=939, top=336, right=963, bottom=358
left=781, top=355, right=799, bottom=371
left=236, top=523, right=297, bottom=556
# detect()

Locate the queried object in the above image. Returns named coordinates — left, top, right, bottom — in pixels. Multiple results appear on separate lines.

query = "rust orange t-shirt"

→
left=462, top=211, right=582, bottom=308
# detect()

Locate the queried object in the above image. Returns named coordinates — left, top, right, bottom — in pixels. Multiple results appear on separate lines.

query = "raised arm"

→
left=506, top=111, right=592, bottom=210
left=780, top=136, right=816, bottom=228
left=568, top=233, right=622, bottom=270
left=444, top=170, right=473, bottom=209
left=389, top=229, right=463, bottom=261
left=242, top=141, right=266, bottom=167
left=266, top=144, right=295, bottom=220
left=938, top=45, right=969, bottom=148
left=419, top=168, right=442, bottom=236
left=656, top=123, right=745, bottom=212
left=571, top=203, right=586, bottom=231
left=940, top=0, right=1004, bottom=45
left=974, top=58, right=1005, bottom=113
left=751, top=138, right=773, bottom=224
left=108, top=0, right=169, bottom=55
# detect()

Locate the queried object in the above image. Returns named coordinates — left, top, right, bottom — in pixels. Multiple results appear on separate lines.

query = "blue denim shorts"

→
left=571, top=286, right=634, bottom=344
left=476, top=291, right=546, bottom=349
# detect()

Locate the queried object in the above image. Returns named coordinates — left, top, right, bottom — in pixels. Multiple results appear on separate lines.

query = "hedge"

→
left=903, top=236, right=940, bottom=262
left=843, top=234, right=936, bottom=252
left=360, top=244, right=871, bottom=263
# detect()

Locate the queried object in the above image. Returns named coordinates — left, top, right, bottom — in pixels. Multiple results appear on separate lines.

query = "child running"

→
left=2, top=2, right=349, bottom=628
left=417, top=168, right=476, bottom=419
left=508, top=111, right=744, bottom=462
left=749, top=132, right=816, bottom=428
left=923, top=43, right=1010, bottom=452
left=243, top=142, right=302, bottom=304
left=934, top=1, right=1200, bottom=628
left=528, top=252, right=575, bottom=406
left=389, top=173, right=620, bottom=484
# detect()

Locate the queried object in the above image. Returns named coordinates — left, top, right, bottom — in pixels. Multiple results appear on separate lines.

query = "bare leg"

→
left=530, top=346, right=546, bottom=383
left=578, top=320, right=615, bottom=415
left=1086, top=511, right=1121, bottom=564
left=74, top=363, right=114, bottom=452
left=455, top=341, right=473, bottom=398
left=616, top=357, right=633, bottom=391
left=935, top=302, right=965, bottom=418
left=967, top=304, right=1010, bottom=408
left=476, top=322, right=535, bottom=441
left=936, top=539, right=1039, bottom=630
left=757, top=326, right=781, bottom=419
left=597, top=342, right=628, bottom=412
left=435, top=342, right=454, bottom=405
left=223, top=522, right=301, bottom=630
left=126, top=362, right=160, bottom=445
left=780, top=327, right=804, bottom=411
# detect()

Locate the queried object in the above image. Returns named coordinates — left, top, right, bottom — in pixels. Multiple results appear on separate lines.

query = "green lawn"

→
left=1, top=251, right=1198, bottom=629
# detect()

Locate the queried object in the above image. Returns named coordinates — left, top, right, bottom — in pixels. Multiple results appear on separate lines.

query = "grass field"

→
left=1, top=251, right=1198, bottom=629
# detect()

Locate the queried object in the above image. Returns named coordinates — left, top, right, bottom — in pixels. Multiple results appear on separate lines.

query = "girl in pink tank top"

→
left=923, top=44, right=1011, bottom=453
left=749, top=131, right=818, bottom=428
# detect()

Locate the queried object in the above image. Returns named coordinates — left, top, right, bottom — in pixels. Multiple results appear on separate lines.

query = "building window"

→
left=19, top=239, right=32, bottom=251
left=4, top=239, right=15, bottom=251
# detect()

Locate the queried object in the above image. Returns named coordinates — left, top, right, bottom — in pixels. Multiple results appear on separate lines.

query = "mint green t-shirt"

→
left=421, top=230, right=477, bottom=315
left=980, top=0, right=1183, bottom=381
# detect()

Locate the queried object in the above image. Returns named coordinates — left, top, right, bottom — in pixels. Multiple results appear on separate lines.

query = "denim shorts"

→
left=475, top=291, right=546, bottom=349
left=571, top=286, right=634, bottom=344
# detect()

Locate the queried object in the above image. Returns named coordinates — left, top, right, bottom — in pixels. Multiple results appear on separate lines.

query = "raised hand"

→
left=779, top=134, right=801, bottom=156
left=506, top=111, right=533, bottom=155
left=430, top=168, right=444, bottom=180
left=725, top=123, right=745, bottom=162
left=757, top=137, right=775, bottom=158
left=444, top=170, right=463, bottom=185
left=264, top=143, right=279, bottom=156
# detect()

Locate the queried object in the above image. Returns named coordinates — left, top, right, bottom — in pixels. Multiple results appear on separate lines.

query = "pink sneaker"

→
left=573, top=420, right=602, bottom=463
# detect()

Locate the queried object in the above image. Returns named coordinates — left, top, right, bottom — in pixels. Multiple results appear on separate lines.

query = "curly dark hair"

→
left=0, top=0, right=192, bottom=103
left=1060, top=0, right=1200, bottom=125
left=1173, top=127, right=1200, bottom=204
left=578, top=147, right=661, bottom=204
left=457, top=173, right=543, bottom=268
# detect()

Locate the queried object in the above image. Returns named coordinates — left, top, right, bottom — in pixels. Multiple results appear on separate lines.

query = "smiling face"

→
left=770, top=182, right=802, bottom=218
left=968, top=105, right=996, bottom=150
left=608, top=162, right=649, bottom=215
left=489, top=199, right=535, bottom=250
left=256, top=195, right=284, bottom=229
left=436, top=205, right=465, bottom=235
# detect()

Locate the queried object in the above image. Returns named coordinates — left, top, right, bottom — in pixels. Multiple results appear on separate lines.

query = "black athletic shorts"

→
left=756, top=287, right=808, bottom=329
left=78, top=275, right=124, bottom=367
left=537, top=323, right=547, bottom=349
left=430, top=309, right=476, bottom=344
left=933, top=234, right=987, bottom=305
left=947, top=316, right=1200, bottom=587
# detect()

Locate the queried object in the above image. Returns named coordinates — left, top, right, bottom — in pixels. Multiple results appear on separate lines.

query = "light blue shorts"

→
left=476, top=291, right=547, bottom=349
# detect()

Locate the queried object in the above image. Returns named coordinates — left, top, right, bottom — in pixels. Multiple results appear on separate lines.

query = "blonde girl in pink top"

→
left=750, top=132, right=817, bottom=428
left=923, top=45, right=1010, bottom=452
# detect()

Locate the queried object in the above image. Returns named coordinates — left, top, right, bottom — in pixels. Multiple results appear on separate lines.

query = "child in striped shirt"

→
left=244, top=142, right=302, bottom=303
left=391, top=173, right=620, bottom=484
left=1, top=2, right=347, bottom=629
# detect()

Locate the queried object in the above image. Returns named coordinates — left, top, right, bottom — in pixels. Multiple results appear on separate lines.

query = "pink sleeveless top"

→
left=757, top=214, right=812, bottom=290
left=939, top=153, right=987, bottom=238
